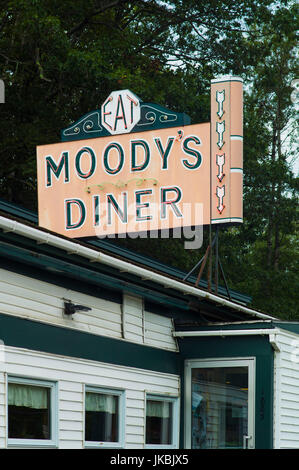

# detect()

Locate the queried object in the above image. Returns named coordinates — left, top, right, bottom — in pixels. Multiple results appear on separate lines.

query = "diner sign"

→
left=36, top=76, right=243, bottom=238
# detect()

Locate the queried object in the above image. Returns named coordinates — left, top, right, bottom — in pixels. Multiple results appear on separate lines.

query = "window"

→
left=184, top=358, right=255, bottom=449
left=145, top=395, right=179, bottom=448
left=85, top=386, right=125, bottom=448
left=7, top=376, right=57, bottom=447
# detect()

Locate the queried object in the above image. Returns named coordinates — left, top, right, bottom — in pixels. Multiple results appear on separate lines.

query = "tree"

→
left=0, top=0, right=273, bottom=208
left=217, top=2, right=299, bottom=318
left=0, top=0, right=298, bottom=318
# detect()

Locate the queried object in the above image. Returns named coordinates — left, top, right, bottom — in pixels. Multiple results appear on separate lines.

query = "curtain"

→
left=8, top=383, right=49, bottom=409
left=85, top=392, right=117, bottom=413
left=147, top=400, right=171, bottom=418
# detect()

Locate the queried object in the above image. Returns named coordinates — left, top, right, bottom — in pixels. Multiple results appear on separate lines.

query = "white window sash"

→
left=7, top=376, right=58, bottom=448
left=145, top=395, right=180, bottom=449
left=84, top=386, right=125, bottom=449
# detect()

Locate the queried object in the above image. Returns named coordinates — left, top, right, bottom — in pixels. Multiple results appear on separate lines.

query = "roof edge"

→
left=0, top=214, right=278, bottom=322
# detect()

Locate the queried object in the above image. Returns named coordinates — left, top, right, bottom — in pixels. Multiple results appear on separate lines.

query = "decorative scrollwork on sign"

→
left=159, top=112, right=177, bottom=122
left=83, top=120, right=95, bottom=132
left=61, top=91, right=191, bottom=142
left=137, top=109, right=156, bottom=126
left=62, top=111, right=107, bottom=141
left=135, top=104, right=182, bottom=129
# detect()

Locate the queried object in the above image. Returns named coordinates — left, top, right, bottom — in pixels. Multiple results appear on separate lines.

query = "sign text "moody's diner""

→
left=37, top=78, right=243, bottom=238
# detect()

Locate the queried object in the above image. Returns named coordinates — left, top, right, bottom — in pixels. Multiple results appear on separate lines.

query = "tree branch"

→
left=67, top=0, right=125, bottom=37
left=35, top=48, right=51, bottom=82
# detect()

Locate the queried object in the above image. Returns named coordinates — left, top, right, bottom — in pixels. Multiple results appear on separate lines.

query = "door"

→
left=185, top=358, right=255, bottom=449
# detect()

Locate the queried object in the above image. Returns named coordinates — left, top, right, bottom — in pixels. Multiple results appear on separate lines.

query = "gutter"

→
left=0, top=216, right=277, bottom=321
left=173, top=328, right=280, bottom=351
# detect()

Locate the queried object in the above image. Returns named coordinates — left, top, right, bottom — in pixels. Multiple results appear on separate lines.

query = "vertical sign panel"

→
left=210, top=76, right=243, bottom=225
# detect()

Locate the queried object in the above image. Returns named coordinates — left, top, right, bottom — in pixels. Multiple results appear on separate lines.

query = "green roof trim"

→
left=0, top=198, right=251, bottom=305
left=0, top=198, right=37, bottom=224
left=0, top=313, right=180, bottom=375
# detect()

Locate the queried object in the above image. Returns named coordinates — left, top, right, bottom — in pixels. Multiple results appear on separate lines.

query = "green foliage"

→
left=0, top=0, right=298, bottom=318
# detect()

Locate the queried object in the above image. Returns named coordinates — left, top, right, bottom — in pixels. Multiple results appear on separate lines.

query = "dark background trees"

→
left=0, top=0, right=298, bottom=318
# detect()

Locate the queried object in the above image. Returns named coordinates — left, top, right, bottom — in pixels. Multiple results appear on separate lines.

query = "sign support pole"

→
left=186, top=228, right=231, bottom=300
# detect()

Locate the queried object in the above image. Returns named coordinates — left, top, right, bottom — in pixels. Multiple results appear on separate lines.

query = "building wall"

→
left=273, top=329, right=299, bottom=448
left=3, top=261, right=299, bottom=449
left=0, top=345, right=180, bottom=449
left=0, top=268, right=177, bottom=352
left=0, top=266, right=181, bottom=449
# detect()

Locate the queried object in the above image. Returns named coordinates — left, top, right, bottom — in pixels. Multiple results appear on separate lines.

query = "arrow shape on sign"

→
left=216, top=153, right=225, bottom=182
left=216, top=185, right=225, bottom=214
left=216, top=121, right=225, bottom=149
left=216, top=90, right=225, bottom=118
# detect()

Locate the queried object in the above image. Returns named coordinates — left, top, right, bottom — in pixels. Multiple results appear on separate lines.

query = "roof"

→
left=0, top=198, right=279, bottom=324
left=0, top=198, right=250, bottom=304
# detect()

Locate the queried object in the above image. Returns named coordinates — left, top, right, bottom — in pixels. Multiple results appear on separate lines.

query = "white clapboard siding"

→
left=0, top=345, right=180, bottom=449
left=0, top=270, right=178, bottom=352
left=122, top=294, right=178, bottom=351
left=0, top=268, right=122, bottom=338
left=123, top=294, right=144, bottom=343
left=273, top=329, right=299, bottom=448
left=144, top=311, right=178, bottom=351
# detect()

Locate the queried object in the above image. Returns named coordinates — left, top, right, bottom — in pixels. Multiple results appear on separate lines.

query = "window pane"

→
left=146, top=400, right=172, bottom=445
left=191, top=367, right=248, bottom=449
left=85, top=392, right=119, bottom=442
left=8, top=383, right=50, bottom=440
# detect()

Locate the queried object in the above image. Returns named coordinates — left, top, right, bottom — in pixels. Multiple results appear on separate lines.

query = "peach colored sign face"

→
left=37, top=123, right=211, bottom=238
left=36, top=77, right=243, bottom=238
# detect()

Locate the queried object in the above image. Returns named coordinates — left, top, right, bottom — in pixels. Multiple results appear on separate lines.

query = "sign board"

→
left=36, top=76, right=243, bottom=238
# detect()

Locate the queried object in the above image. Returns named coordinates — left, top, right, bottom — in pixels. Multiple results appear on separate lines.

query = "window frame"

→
left=6, top=375, right=58, bottom=448
left=145, top=394, right=179, bottom=449
left=84, top=385, right=125, bottom=449
left=184, top=357, right=256, bottom=449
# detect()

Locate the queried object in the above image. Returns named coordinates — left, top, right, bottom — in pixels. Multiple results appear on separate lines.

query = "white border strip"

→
left=211, top=75, right=243, bottom=84
left=211, top=217, right=243, bottom=224
left=174, top=328, right=280, bottom=338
